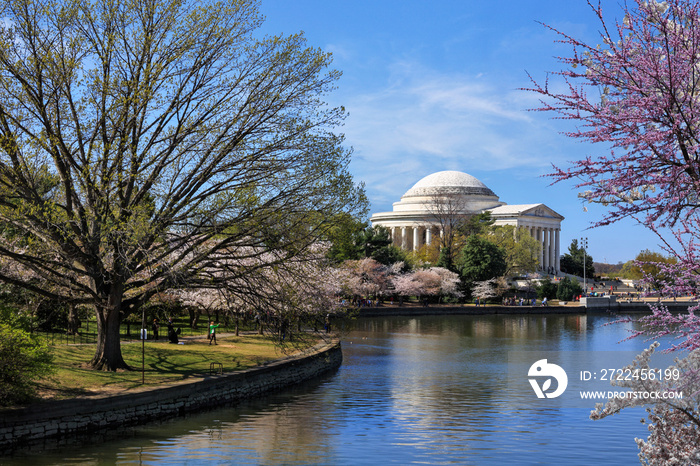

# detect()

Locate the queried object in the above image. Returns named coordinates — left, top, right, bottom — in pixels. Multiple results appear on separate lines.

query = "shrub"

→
left=0, top=303, right=33, bottom=331
left=536, top=277, right=558, bottom=300
left=557, top=277, right=583, bottom=302
left=0, top=324, right=55, bottom=406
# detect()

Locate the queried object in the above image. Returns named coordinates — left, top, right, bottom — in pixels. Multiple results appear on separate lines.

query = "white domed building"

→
left=370, top=170, right=564, bottom=274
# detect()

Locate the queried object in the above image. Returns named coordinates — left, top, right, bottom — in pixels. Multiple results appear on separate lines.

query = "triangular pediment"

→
left=488, top=203, right=564, bottom=220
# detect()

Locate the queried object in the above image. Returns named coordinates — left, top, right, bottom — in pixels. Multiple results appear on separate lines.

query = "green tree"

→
left=459, top=212, right=495, bottom=237
left=0, top=0, right=365, bottom=370
left=356, top=226, right=390, bottom=259
left=354, top=225, right=406, bottom=266
left=621, top=250, right=678, bottom=290
left=0, top=323, right=54, bottom=406
left=619, top=260, right=639, bottom=280
left=326, top=221, right=406, bottom=266
left=456, top=236, right=507, bottom=283
left=556, top=277, right=583, bottom=302
left=436, top=246, right=455, bottom=271
left=488, top=225, right=541, bottom=277
left=535, top=277, right=558, bottom=300
left=559, top=239, right=595, bottom=279
left=371, top=244, right=407, bottom=267
left=325, top=214, right=366, bottom=262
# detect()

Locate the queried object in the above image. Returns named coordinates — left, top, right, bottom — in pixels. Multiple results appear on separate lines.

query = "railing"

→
left=34, top=322, right=254, bottom=346
left=34, top=330, right=98, bottom=345
left=31, top=315, right=281, bottom=346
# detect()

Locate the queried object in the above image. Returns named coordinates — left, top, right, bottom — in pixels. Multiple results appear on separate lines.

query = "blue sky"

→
left=258, top=0, right=664, bottom=265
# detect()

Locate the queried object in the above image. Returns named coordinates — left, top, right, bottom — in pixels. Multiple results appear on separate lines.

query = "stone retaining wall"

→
left=594, top=302, right=697, bottom=313
left=357, top=305, right=583, bottom=317
left=357, top=303, right=697, bottom=317
left=0, top=339, right=342, bottom=450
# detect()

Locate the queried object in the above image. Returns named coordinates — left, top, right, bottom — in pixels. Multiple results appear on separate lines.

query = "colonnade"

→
left=388, top=225, right=442, bottom=252
left=524, top=225, right=560, bottom=274
left=386, top=224, right=561, bottom=274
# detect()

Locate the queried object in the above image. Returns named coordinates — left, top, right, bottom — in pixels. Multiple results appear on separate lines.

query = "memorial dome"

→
left=389, top=170, right=502, bottom=213
left=403, top=170, right=497, bottom=198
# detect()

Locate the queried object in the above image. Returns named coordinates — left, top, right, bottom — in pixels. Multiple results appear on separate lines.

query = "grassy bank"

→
left=33, top=333, right=320, bottom=402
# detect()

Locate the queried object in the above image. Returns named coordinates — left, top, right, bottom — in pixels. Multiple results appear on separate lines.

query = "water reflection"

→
left=5, top=313, right=658, bottom=465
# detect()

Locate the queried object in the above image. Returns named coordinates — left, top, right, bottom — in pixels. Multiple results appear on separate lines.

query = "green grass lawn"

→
left=34, top=332, right=321, bottom=402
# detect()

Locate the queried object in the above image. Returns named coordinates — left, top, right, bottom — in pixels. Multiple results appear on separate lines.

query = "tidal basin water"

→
left=7, top=314, right=671, bottom=465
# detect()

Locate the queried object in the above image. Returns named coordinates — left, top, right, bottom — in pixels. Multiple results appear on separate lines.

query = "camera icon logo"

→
left=528, top=359, right=568, bottom=399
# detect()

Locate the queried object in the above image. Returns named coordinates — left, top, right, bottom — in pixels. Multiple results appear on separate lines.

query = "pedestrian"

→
left=167, top=318, right=178, bottom=344
left=152, top=318, right=159, bottom=341
left=542, top=297, right=548, bottom=307
left=209, top=321, right=220, bottom=345
left=280, top=318, right=289, bottom=341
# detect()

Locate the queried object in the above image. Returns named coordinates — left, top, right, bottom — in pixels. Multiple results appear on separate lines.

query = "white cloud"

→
left=337, top=60, right=580, bottom=212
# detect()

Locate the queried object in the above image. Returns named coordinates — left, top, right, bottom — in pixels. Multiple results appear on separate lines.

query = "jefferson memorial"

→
left=370, top=170, right=564, bottom=274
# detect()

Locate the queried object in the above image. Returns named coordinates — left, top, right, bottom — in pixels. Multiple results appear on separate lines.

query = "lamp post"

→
left=140, top=307, right=146, bottom=384
left=580, top=237, right=588, bottom=295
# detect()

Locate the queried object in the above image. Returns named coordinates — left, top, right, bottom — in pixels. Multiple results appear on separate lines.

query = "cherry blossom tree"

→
left=430, top=267, right=463, bottom=301
left=390, top=270, right=422, bottom=304
left=527, top=0, right=700, bottom=459
left=340, top=258, right=390, bottom=301
left=390, top=267, right=462, bottom=303
left=339, top=259, right=462, bottom=305
left=471, top=278, right=499, bottom=302
left=171, top=244, right=345, bottom=342
left=590, top=342, right=700, bottom=464
left=173, top=288, right=222, bottom=329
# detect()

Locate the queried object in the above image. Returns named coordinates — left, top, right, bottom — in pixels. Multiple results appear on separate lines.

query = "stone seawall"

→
left=357, top=306, right=583, bottom=317
left=357, top=303, right=695, bottom=317
left=0, top=339, right=342, bottom=450
left=590, top=302, right=696, bottom=313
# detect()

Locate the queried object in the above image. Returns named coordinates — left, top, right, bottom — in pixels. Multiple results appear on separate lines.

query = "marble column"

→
left=537, top=227, right=543, bottom=270
left=426, top=227, right=432, bottom=247
left=413, top=226, right=420, bottom=251
left=542, top=228, right=550, bottom=271
left=555, top=228, right=561, bottom=273
left=548, top=228, right=555, bottom=273
left=401, top=226, right=408, bottom=250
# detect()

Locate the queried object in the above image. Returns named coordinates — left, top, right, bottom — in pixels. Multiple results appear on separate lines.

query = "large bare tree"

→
left=425, top=192, right=469, bottom=269
left=0, top=0, right=365, bottom=370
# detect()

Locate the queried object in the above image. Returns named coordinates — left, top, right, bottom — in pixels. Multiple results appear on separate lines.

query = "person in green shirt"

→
left=209, top=321, right=220, bottom=345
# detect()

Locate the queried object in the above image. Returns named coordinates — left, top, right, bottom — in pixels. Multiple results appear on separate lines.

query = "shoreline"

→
left=354, top=301, right=697, bottom=316
left=0, top=337, right=342, bottom=452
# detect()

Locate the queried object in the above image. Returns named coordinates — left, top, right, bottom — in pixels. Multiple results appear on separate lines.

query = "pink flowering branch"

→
left=528, top=0, right=700, bottom=459
left=526, top=0, right=700, bottom=229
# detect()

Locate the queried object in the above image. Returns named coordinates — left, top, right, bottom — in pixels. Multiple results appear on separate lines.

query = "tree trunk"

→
left=66, top=303, right=80, bottom=335
left=188, top=306, right=200, bottom=329
left=90, top=286, right=130, bottom=371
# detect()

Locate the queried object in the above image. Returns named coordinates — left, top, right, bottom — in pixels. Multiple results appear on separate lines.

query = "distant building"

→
left=369, top=170, right=564, bottom=273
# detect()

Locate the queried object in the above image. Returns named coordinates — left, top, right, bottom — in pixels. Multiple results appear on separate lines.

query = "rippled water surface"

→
left=6, top=314, right=664, bottom=465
